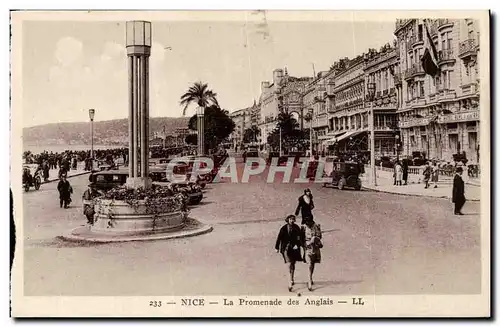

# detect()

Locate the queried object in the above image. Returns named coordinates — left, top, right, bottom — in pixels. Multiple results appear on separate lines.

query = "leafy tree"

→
left=266, top=112, right=308, bottom=152
left=180, top=82, right=219, bottom=116
left=243, top=125, right=261, bottom=144
left=187, top=105, right=235, bottom=152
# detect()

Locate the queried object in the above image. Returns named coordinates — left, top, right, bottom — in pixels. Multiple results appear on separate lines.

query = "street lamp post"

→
left=395, top=134, right=400, bottom=162
left=197, top=106, right=205, bottom=156
left=279, top=127, right=282, bottom=157
left=309, top=108, right=313, bottom=157
left=367, top=82, right=377, bottom=186
left=88, top=109, right=95, bottom=164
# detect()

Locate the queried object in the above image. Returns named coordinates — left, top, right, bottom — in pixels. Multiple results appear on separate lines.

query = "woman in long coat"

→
left=295, top=188, right=314, bottom=225
left=302, top=218, right=323, bottom=291
left=275, top=215, right=303, bottom=292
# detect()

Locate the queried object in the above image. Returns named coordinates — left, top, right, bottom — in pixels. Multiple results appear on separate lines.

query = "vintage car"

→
left=22, top=164, right=42, bottom=192
left=322, top=161, right=362, bottom=190
left=88, top=169, right=203, bottom=205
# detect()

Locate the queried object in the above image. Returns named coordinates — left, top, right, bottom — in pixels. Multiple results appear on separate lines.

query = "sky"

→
left=21, top=12, right=396, bottom=127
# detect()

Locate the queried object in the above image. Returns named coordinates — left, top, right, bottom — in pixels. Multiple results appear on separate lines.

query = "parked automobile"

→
left=411, top=152, right=427, bottom=166
left=322, top=161, right=362, bottom=190
left=22, top=164, right=42, bottom=192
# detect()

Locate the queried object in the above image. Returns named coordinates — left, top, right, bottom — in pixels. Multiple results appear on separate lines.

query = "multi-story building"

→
left=229, top=100, right=262, bottom=148
left=327, top=55, right=369, bottom=154
left=394, top=18, right=480, bottom=163
left=229, top=108, right=250, bottom=149
left=258, top=68, right=311, bottom=147
left=302, top=70, right=335, bottom=153
left=363, top=44, right=401, bottom=157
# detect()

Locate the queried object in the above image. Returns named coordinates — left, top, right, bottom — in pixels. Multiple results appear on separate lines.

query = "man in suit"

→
left=452, top=166, right=466, bottom=215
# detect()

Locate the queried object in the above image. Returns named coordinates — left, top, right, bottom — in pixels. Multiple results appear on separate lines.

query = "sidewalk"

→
left=42, top=162, right=90, bottom=184
left=360, top=169, right=481, bottom=201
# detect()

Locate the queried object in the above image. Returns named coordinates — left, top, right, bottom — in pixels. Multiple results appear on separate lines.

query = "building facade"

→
left=363, top=44, right=401, bottom=157
left=229, top=108, right=250, bottom=148
left=258, top=68, right=311, bottom=148
left=302, top=70, right=335, bottom=153
left=327, top=55, right=369, bottom=154
left=394, top=18, right=480, bottom=163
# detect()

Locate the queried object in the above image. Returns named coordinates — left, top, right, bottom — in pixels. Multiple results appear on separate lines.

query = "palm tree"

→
left=243, top=125, right=261, bottom=144
left=180, top=82, right=219, bottom=116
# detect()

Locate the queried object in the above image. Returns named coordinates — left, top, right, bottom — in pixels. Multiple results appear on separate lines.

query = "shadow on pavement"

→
left=193, top=201, right=215, bottom=206
left=312, top=279, right=364, bottom=291
left=28, top=236, right=105, bottom=248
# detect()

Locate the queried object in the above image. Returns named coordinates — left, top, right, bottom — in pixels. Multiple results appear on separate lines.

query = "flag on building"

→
left=421, top=19, right=440, bottom=76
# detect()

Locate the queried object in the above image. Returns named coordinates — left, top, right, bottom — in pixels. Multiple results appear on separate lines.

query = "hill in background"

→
left=23, top=117, right=191, bottom=146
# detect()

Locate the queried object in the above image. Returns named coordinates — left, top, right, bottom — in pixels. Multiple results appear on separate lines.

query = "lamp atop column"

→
left=89, top=108, right=95, bottom=121
left=367, top=82, right=376, bottom=101
left=126, top=21, right=151, bottom=55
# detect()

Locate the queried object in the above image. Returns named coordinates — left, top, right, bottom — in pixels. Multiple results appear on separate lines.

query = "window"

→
left=421, top=135, right=427, bottom=150
left=448, top=134, right=458, bottom=152
left=418, top=24, right=423, bottom=41
left=410, top=135, right=416, bottom=147
left=420, top=82, right=425, bottom=97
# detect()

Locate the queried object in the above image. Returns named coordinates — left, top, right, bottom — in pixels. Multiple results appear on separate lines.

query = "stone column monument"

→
left=126, top=20, right=152, bottom=189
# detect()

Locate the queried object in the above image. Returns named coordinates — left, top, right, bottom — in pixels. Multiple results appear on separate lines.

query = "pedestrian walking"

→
left=452, top=166, right=466, bottom=215
left=57, top=175, right=73, bottom=209
left=422, top=162, right=431, bottom=189
left=402, top=159, right=409, bottom=185
left=82, top=183, right=101, bottom=224
left=275, top=215, right=303, bottom=292
left=302, top=218, right=322, bottom=291
left=431, top=162, right=439, bottom=188
left=395, top=161, right=403, bottom=186
left=295, top=188, right=314, bottom=225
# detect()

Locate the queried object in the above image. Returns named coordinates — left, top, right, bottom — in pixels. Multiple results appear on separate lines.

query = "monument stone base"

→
left=126, top=177, right=152, bottom=189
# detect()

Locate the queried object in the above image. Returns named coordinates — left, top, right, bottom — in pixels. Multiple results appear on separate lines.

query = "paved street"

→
left=22, top=163, right=481, bottom=296
left=361, top=168, right=482, bottom=201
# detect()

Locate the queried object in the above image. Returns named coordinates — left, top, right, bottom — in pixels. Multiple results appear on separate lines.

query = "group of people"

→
left=275, top=188, right=322, bottom=292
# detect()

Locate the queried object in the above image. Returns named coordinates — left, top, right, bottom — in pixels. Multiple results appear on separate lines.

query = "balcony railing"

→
left=461, top=83, right=478, bottom=95
left=437, top=19, right=453, bottom=30
left=404, top=63, right=425, bottom=80
left=458, top=38, right=477, bottom=59
left=438, top=49, right=455, bottom=64
left=408, top=35, right=423, bottom=48
left=437, top=89, right=457, bottom=101
left=395, top=19, right=413, bottom=32
left=428, top=93, right=437, bottom=102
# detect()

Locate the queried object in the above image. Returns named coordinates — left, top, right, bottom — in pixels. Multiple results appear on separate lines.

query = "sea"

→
left=23, top=144, right=125, bottom=154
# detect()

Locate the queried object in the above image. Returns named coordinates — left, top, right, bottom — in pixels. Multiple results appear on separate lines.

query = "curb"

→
left=59, top=219, right=213, bottom=243
left=361, top=185, right=480, bottom=202
left=42, top=171, right=91, bottom=184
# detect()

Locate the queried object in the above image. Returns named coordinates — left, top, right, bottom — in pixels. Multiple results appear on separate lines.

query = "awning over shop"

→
left=336, top=130, right=366, bottom=142
left=323, top=137, right=338, bottom=146
left=322, top=131, right=346, bottom=145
